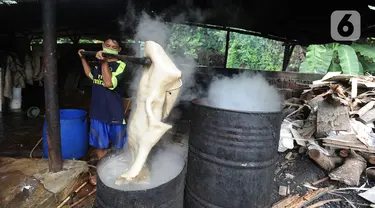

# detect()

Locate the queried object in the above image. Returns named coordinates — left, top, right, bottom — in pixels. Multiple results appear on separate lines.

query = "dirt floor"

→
left=271, top=149, right=375, bottom=207
left=0, top=111, right=374, bottom=208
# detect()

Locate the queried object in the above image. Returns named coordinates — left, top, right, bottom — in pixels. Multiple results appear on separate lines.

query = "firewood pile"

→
left=277, top=72, right=375, bottom=206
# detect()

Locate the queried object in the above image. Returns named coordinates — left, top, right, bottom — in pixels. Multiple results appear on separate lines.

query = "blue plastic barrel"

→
left=43, top=109, right=88, bottom=160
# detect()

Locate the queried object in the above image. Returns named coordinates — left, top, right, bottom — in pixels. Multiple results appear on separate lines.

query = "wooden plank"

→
left=359, top=108, right=375, bottom=123
left=356, top=101, right=375, bottom=117
left=351, top=78, right=358, bottom=98
left=272, top=195, right=300, bottom=208
left=357, top=79, right=375, bottom=88
left=320, top=72, right=342, bottom=81
left=322, top=143, right=375, bottom=153
left=322, top=134, right=359, bottom=144
left=317, top=100, right=351, bottom=134
left=285, top=186, right=334, bottom=208
left=323, top=139, right=375, bottom=150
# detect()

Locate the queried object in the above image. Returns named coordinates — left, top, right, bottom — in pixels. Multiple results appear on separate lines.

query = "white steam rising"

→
left=97, top=137, right=187, bottom=191
left=120, top=11, right=200, bottom=106
left=99, top=8, right=200, bottom=191
left=206, top=72, right=283, bottom=112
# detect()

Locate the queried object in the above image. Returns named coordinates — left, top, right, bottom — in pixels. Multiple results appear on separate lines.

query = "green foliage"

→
left=351, top=43, right=375, bottom=62
left=299, top=45, right=333, bottom=74
left=226, top=33, right=284, bottom=71
left=337, top=44, right=361, bottom=75
left=30, top=38, right=103, bottom=45
left=167, top=24, right=226, bottom=59
left=79, top=39, right=103, bottom=44
left=299, top=42, right=375, bottom=75
left=166, top=24, right=284, bottom=70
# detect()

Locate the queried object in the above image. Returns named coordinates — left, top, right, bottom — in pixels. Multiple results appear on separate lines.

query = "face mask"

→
left=103, top=47, right=119, bottom=55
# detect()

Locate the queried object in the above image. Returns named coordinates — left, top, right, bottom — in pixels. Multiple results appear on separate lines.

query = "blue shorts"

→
left=89, top=119, right=128, bottom=150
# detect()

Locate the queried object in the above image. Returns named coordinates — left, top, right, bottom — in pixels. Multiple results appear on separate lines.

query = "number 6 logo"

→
left=331, top=10, right=361, bottom=41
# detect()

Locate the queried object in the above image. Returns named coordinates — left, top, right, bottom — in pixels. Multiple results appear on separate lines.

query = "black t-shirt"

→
left=89, top=60, right=126, bottom=124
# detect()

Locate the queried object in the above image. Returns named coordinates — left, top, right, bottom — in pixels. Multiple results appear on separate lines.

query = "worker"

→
left=78, top=37, right=127, bottom=185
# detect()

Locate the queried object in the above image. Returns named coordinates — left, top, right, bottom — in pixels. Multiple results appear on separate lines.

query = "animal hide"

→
left=115, top=40, right=182, bottom=184
left=24, top=54, right=33, bottom=85
left=4, top=54, right=25, bottom=98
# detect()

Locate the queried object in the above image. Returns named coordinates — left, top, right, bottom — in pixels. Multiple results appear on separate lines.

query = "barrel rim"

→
left=97, top=150, right=187, bottom=193
left=191, top=98, right=282, bottom=114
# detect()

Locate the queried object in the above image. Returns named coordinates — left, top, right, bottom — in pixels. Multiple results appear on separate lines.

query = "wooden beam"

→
left=223, top=30, right=230, bottom=68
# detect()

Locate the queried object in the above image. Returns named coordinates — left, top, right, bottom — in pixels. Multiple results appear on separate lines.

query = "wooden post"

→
left=282, top=43, right=295, bottom=71
left=223, top=30, right=230, bottom=68
left=42, top=0, right=63, bottom=172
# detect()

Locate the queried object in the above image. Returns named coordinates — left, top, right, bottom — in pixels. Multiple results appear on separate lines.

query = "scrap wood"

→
left=322, top=136, right=373, bottom=150
left=329, top=151, right=367, bottom=186
left=298, top=114, right=316, bottom=139
left=284, top=186, right=335, bottom=208
left=306, top=198, right=342, bottom=208
left=323, top=143, right=375, bottom=154
left=308, top=140, right=334, bottom=156
left=351, top=78, right=358, bottom=98
left=350, top=118, right=375, bottom=147
left=57, top=181, right=88, bottom=208
left=279, top=186, right=290, bottom=196
left=70, top=188, right=96, bottom=207
left=290, top=128, right=307, bottom=147
left=308, top=149, right=344, bottom=171
left=355, top=101, right=375, bottom=117
left=356, top=79, right=375, bottom=88
left=322, top=134, right=359, bottom=144
left=356, top=90, right=375, bottom=99
left=271, top=194, right=300, bottom=208
left=330, top=84, right=348, bottom=99
left=303, top=183, right=318, bottom=190
left=319, top=72, right=342, bottom=82
left=324, top=74, right=370, bottom=82
left=316, top=100, right=351, bottom=135
left=357, top=151, right=375, bottom=165
left=359, top=108, right=375, bottom=124
left=306, top=96, right=324, bottom=113
left=312, top=177, right=329, bottom=186
left=339, top=149, right=350, bottom=158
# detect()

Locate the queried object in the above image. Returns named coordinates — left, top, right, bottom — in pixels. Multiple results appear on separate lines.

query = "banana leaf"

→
left=337, top=45, right=362, bottom=75
left=328, top=61, right=342, bottom=72
left=359, top=55, right=375, bottom=74
left=351, top=43, right=375, bottom=62
left=358, top=61, right=364, bottom=75
left=299, top=45, right=333, bottom=74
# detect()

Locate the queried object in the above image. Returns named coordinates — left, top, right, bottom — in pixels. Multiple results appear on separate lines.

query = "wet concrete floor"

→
left=0, top=112, right=44, bottom=158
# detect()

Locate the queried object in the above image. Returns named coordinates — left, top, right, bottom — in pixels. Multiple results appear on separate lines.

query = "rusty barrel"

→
left=185, top=98, right=282, bottom=208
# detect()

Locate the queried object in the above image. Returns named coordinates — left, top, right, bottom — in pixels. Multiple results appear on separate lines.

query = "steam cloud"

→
left=119, top=9, right=201, bottom=107
left=97, top=3, right=204, bottom=191
left=102, top=2, right=283, bottom=191
left=97, top=133, right=187, bottom=191
left=206, top=72, right=283, bottom=112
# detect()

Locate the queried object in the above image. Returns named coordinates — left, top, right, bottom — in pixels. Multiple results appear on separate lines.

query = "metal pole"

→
left=224, top=30, right=230, bottom=68
left=42, top=0, right=62, bottom=172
